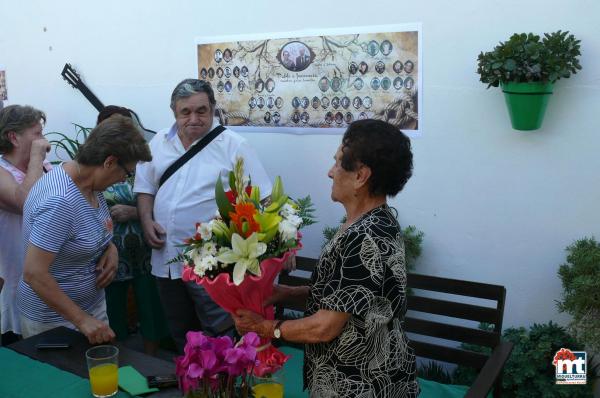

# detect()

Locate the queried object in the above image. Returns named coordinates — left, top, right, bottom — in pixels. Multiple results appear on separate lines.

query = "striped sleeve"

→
left=29, top=195, right=73, bottom=253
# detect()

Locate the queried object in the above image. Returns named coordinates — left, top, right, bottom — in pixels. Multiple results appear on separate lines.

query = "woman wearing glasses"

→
left=98, top=106, right=171, bottom=355
left=17, top=115, right=152, bottom=344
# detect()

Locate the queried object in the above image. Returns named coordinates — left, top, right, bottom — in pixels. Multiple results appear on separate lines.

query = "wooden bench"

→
left=277, top=256, right=513, bottom=398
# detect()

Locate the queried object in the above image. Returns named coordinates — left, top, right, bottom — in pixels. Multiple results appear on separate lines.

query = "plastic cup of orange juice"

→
left=86, top=345, right=119, bottom=397
left=252, top=374, right=284, bottom=398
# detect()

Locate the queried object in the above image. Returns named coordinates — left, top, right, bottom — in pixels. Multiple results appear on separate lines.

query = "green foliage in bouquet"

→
left=293, top=195, right=317, bottom=229
left=557, top=237, right=600, bottom=353
left=453, top=322, right=597, bottom=397
left=477, top=31, right=582, bottom=88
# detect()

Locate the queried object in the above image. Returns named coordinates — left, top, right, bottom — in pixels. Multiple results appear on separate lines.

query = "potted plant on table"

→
left=477, top=30, right=582, bottom=130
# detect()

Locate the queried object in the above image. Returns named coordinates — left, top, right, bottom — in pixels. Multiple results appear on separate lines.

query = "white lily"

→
left=197, top=222, right=213, bottom=240
left=216, top=232, right=267, bottom=285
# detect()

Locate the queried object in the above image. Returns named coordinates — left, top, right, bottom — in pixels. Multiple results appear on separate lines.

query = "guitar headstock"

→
left=61, top=63, right=82, bottom=89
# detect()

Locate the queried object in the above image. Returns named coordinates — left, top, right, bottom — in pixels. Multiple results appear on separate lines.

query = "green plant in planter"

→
left=477, top=31, right=581, bottom=87
left=477, top=31, right=582, bottom=130
left=453, top=322, right=597, bottom=397
left=45, top=123, right=90, bottom=163
left=557, top=237, right=600, bottom=353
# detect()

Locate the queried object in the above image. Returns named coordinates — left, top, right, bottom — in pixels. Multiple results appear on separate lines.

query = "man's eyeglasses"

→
left=117, top=161, right=134, bottom=178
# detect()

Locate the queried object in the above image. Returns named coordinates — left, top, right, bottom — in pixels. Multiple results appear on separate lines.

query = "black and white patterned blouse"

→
left=305, top=205, right=419, bottom=397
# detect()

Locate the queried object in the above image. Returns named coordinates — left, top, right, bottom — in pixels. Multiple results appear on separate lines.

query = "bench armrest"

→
left=465, top=340, right=514, bottom=398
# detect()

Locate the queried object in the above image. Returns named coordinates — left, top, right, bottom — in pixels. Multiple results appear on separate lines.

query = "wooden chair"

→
left=276, top=256, right=513, bottom=398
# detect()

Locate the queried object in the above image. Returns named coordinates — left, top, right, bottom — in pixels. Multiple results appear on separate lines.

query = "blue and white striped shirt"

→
left=17, top=165, right=113, bottom=323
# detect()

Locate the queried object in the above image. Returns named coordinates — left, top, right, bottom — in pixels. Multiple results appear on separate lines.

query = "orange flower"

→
left=229, top=203, right=260, bottom=238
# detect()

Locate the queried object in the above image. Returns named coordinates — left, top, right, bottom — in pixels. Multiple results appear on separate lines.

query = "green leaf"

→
left=270, top=176, right=284, bottom=203
left=215, top=173, right=235, bottom=222
left=503, top=59, right=517, bottom=71
left=228, top=171, right=236, bottom=192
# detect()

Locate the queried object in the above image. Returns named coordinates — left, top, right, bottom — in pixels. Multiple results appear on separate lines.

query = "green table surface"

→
left=2, top=343, right=475, bottom=397
left=0, top=347, right=132, bottom=398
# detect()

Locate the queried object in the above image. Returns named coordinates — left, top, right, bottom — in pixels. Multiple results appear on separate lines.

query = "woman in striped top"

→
left=17, top=115, right=152, bottom=344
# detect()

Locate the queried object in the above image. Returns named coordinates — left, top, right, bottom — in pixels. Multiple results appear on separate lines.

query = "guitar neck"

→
left=61, top=64, right=105, bottom=112
left=77, top=84, right=105, bottom=112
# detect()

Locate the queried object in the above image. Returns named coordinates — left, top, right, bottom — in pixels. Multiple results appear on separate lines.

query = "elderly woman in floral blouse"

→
left=233, top=119, right=419, bottom=397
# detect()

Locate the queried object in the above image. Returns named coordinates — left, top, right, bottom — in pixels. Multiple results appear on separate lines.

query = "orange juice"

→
left=89, top=363, right=118, bottom=397
left=252, top=382, right=283, bottom=398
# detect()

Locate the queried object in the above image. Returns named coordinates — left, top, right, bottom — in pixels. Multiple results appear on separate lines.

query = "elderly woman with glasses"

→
left=17, top=115, right=152, bottom=344
left=233, top=119, right=419, bottom=397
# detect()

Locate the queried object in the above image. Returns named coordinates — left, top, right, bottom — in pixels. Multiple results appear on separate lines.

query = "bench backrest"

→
left=277, top=256, right=507, bottom=372
left=405, top=272, right=506, bottom=370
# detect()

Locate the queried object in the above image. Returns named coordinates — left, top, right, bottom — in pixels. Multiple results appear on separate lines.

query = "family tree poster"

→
left=0, top=68, right=7, bottom=101
left=196, top=24, right=422, bottom=135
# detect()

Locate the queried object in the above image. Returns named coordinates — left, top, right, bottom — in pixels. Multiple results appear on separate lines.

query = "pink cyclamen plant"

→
left=175, top=331, right=261, bottom=396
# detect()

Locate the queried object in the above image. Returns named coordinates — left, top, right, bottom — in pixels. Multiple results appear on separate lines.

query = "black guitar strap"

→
left=157, top=125, right=226, bottom=189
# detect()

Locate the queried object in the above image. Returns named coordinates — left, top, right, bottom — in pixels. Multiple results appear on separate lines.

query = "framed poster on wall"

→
left=196, top=23, right=422, bottom=135
left=0, top=68, right=7, bottom=101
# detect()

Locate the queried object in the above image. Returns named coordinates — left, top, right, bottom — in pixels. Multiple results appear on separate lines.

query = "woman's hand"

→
left=96, top=243, right=118, bottom=288
left=264, top=284, right=292, bottom=307
left=110, top=204, right=137, bottom=223
left=77, top=314, right=116, bottom=344
left=233, top=309, right=273, bottom=338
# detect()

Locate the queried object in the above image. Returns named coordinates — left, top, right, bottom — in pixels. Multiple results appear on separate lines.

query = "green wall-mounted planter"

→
left=501, top=82, right=554, bottom=131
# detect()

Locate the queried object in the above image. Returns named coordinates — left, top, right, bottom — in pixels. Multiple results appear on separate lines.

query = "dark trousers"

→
left=0, top=331, right=20, bottom=346
left=156, top=277, right=233, bottom=353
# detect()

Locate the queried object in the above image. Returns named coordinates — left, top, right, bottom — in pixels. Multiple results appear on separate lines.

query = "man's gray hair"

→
left=170, top=79, right=216, bottom=111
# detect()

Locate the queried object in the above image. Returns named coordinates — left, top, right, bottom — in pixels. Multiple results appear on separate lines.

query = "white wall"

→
left=2, top=0, right=599, bottom=330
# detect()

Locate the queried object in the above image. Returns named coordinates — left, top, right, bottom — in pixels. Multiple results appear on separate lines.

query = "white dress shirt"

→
left=134, top=120, right=272, bottom=279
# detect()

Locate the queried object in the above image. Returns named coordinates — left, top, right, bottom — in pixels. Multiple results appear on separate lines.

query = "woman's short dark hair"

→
left=341, top=119, right=413, bottom=197
left=0, top=105, right=46, bottom=154
left=75, top=115, right=151, bottom=166
left=97, top=105, right=132, bottom=125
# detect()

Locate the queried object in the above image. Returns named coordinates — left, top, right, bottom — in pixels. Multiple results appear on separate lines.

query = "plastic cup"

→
left=252, top=374, right=284, bottom=398
left=86, top=345, right=119, bottom=397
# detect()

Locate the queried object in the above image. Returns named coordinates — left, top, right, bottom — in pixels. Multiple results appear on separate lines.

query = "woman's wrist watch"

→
left=273, top=320, right=285, bottom=339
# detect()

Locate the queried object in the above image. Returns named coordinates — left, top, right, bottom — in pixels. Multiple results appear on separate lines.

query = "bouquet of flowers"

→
left=175, top=330, right=260, bottom=397
left=177, top=157, right=315, bottom=376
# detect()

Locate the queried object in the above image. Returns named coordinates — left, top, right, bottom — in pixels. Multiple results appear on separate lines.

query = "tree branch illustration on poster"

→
left=0, top=69, right=7, bottom=101
left=196, top=24, right=421, bottom=135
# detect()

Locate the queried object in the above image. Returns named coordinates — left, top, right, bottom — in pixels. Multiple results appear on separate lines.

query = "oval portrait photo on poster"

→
left=278, top=41, right=314, bottom=72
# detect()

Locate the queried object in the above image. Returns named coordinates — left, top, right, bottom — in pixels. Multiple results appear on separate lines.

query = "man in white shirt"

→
left=134, top=79, right=272, bottom=350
